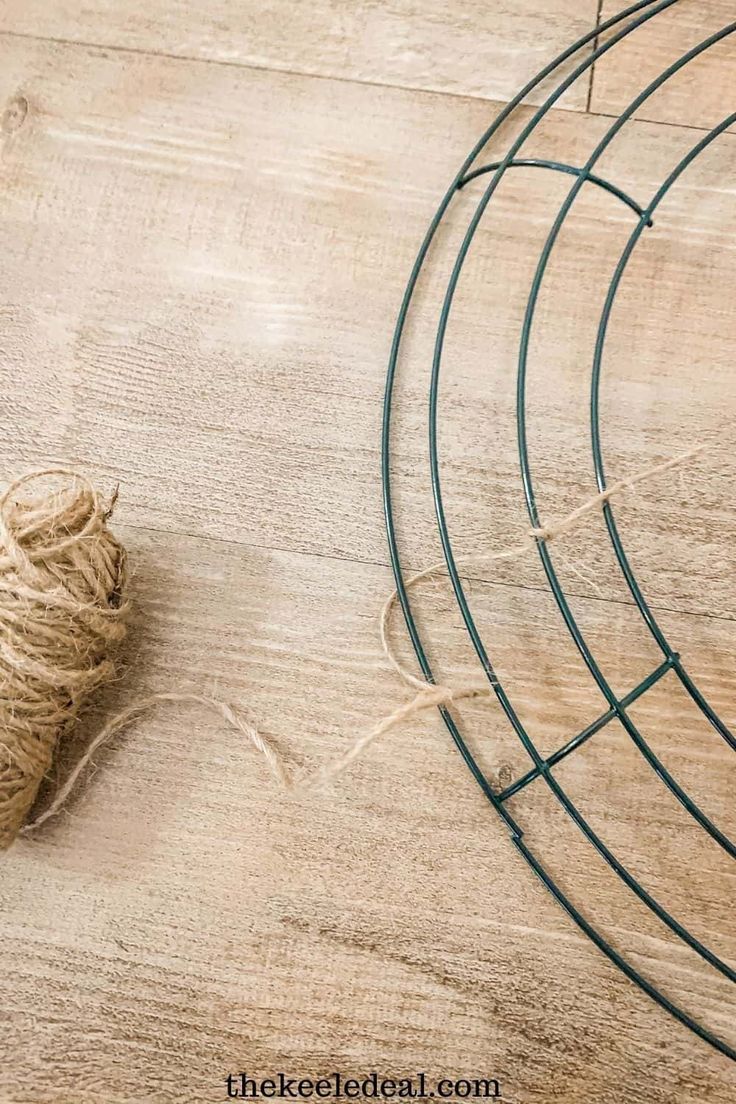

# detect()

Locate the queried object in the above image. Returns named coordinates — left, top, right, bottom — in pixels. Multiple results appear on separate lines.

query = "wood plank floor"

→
left=0, top=1, right=596, bottom=109
left=0, top=2, right=734, bottom=1101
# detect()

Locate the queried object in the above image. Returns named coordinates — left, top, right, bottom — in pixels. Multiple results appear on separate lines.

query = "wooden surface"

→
left=0, top=2, right=734, bottom=1101
left=0, top=1, right=596, bottom=110
left=593, top=1, right=736, bottom=128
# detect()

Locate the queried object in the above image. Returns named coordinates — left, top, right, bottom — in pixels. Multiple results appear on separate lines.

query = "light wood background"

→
left=0, top=2, right=735, bottom=1101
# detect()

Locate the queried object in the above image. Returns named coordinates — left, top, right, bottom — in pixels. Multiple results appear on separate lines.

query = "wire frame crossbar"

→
left=382, top=0, right=736, bottom=1059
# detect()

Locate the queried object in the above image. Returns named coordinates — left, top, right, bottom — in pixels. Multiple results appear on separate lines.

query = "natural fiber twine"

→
left=0, top=470, right=128, bottom=849
left=0, top=448, right=703, bottom=849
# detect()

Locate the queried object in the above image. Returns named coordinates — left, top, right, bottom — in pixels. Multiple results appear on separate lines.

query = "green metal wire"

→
left=458, top=158, right=654, bottom=224
left=590, top=119, right=736, bottom=754
left=513, top=25, right=736, bottom=857
left=382, top=0, right=735, bottom=1060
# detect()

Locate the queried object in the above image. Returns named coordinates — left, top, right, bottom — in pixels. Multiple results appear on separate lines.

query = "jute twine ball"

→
left=0, top=470, right=128, bottom=849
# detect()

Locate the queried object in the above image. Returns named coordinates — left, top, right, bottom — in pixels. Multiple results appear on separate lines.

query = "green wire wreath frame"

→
left=382, top=0, right=735, bottom=1059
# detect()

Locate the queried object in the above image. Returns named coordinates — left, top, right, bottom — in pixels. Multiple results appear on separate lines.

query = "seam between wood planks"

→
left=585, top=0, right=605, bottom=113
left=0, top=26, right=598, bottom=118
left=116, top=518, right=736, bottom=629
left=588, top=107, right=736, bottom=135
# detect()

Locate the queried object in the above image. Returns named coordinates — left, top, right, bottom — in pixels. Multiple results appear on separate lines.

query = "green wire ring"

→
left=382, top=0, right=735, bottom=1059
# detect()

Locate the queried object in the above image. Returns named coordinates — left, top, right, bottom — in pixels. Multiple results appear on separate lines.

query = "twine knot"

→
left=0, top=470, right=128, bottom=849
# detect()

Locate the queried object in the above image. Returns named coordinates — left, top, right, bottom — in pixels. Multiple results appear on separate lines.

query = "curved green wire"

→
left=590, top=122, right=736, bottom=753
left=459, top=158, right=653, bottom=225
left=513, top=23, right=736, bottom=856
left=383, top=0, right=736, bottom=1060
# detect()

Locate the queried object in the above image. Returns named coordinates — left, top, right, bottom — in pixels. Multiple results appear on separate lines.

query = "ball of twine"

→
left=0, top=469, right=128, bottom=850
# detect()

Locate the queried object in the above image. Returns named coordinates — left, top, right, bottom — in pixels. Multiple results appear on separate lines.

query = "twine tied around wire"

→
left=0, top=448, right=704, bottom=849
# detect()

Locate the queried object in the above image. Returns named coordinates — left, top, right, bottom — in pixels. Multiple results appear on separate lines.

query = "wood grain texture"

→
left=591, top=1, right=736, bottom=129
left=1, top=527, right=734, bottom=1102
left=0, top=34, right=735, bottom=611
left=0, top=0, right=597, bottom=111
left=0, top=5, right=735, bottom=1102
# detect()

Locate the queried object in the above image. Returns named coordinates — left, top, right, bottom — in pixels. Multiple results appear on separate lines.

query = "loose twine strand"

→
left=0, top=448, right=703, bottom=845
